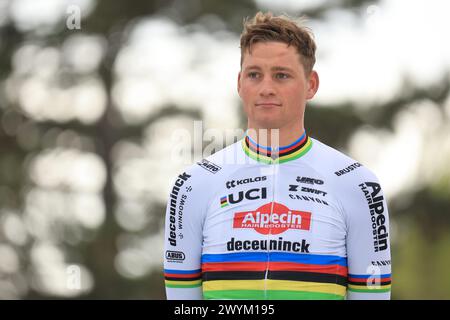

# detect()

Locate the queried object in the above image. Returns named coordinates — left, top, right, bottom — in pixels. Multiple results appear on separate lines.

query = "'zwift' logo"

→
left=233, top=202, right=311, bottom=235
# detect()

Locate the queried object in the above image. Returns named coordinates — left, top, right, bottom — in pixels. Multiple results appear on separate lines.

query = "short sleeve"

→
left=163, top=169, right=208, bottom=300
left=338, top=169, right=392, bottom=300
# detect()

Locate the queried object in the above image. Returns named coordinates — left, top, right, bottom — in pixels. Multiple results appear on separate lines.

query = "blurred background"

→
left=0, top=0, right=449, bottom=299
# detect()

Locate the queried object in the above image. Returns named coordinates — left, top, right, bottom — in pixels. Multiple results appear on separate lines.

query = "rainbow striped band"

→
left=164, top=268, right=202, bottom=288
left=220, top=196, right=228, bottom=208
left=242, top=131, right=312, bottom=164
left=164, top=265, right=392, bottom=298
left=200, top=252, right=347, bottom=300
left=348, top=273, right=392, bottom=293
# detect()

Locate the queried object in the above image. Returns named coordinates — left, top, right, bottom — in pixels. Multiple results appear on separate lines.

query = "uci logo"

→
left=220, top=188, right=267, bottom=208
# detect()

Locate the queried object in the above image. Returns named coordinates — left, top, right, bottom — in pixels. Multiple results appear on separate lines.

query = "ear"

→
left=306, top=70, right=319, bottom=100
left=237, top=71, right=242, bottom=97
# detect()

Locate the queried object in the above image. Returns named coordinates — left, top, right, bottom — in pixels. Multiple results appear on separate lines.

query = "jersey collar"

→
left=242, top=131, right=313, bottom=164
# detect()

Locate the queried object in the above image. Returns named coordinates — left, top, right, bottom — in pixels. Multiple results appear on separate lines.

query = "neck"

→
left=246, top=122, right=305, bottom=149
left=242, top=122, right=312, bottom=164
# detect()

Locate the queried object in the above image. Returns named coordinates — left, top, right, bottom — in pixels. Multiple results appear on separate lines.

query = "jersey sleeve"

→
left=338, top=169, right=392, bottom=300
left=163, top=168, right=208, bottom=300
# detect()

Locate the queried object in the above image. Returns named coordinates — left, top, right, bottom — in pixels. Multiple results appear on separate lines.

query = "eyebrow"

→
left=243, top=65, right=295, bottom=73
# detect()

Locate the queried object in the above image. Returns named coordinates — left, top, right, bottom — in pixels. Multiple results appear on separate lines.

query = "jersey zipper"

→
left=263, top=149, right=279, bottom=299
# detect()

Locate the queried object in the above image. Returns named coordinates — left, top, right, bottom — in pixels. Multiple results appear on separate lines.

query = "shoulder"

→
left=307, top=138, right=386, bottom=217
left=170, top=140, right=243, bottom=188
left=307, top=137, right=379, bottom=184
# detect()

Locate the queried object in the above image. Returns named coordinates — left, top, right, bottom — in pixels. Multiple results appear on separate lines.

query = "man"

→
left=164, top=11, right=391, bottom=300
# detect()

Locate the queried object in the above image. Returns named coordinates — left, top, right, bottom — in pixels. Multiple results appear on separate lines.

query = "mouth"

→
left=255, top=103, right=282, bottom=107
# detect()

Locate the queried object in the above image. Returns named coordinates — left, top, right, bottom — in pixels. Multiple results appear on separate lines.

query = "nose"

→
left=259, top=78, right=276, bottom=97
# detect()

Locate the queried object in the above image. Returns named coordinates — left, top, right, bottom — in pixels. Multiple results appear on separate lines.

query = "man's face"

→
left=238, top=41, right=319, bottom=130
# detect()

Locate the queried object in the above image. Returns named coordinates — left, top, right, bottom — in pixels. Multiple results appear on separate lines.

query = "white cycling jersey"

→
left=164, top=132, right=391, bottom=300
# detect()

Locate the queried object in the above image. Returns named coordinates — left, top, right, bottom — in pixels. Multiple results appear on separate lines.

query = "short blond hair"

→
left=240, top=11, right=317, bottom=74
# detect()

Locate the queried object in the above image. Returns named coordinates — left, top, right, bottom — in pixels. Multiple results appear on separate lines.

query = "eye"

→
left=247, top=72, right=260, bottom=79
left=275, top=73, right=290, bottom=79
